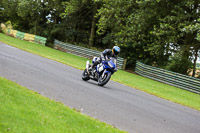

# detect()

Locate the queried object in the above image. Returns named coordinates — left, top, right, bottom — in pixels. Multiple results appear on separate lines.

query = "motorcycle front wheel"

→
left=82, top=69, right=90, bottom=81
left=98, top=72, right=111, bottom=86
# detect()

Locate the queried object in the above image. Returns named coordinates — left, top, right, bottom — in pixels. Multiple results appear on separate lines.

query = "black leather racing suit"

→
left=93, top=49, right=118, bottom=69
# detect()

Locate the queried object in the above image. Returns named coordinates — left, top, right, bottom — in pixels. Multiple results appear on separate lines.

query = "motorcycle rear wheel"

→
left=98, top=72, right=111, bottom=86
left=82, top=69, right=90, bottom=81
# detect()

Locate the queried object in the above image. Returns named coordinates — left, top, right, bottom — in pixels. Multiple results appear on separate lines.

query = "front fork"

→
left=101, top=69, right=106, bottom=79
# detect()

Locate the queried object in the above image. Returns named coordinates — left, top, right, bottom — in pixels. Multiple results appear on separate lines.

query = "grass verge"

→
left=0, top=76, right=126, bottom=133
left=0, top=33, right=199, bottom=111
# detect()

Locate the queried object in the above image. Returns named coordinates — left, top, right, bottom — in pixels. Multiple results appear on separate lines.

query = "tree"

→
left=62, top=0, right=102, bottom=46
left=151, top=0, right=200, bottom=75
left=97, top=0, right=162, bottom=67
left=0, top=0, right=21, bottom=28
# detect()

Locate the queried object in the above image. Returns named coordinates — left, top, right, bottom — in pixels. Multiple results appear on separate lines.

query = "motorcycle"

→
left=82, top=57, right=117, bottom=86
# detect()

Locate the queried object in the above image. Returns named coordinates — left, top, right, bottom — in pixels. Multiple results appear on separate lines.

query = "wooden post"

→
left=122, top=59, right=127, bottom=70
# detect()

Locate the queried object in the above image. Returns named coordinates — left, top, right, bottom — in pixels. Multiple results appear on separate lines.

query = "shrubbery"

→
left=0, top=23, right=6, bottom=33
left=166, top=51, right=192, bottom=75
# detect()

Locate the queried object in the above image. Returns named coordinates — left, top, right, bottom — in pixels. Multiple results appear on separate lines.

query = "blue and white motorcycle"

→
left=82, top=57, right=117, bottom=86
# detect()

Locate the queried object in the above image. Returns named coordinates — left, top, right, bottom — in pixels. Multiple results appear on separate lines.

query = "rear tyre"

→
left=82, top=69, right=90, bottom=81
left=98, top=72, right=111, bottom=86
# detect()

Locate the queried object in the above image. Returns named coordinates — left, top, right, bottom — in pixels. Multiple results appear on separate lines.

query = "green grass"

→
left=0, top=33, right=200, bottom=111
left=0, top=77, right=126, bottom=133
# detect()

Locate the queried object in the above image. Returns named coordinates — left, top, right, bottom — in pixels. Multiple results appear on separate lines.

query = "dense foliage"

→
left=0, top=0, right=200, bottom=76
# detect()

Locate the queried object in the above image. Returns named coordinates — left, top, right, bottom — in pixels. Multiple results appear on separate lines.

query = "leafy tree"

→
left=97, top=0, right=200, bottom=75
left=62, top=0, right=102, bottom=47
left=0, top=0, right=21, bottom=28
left=97, top=0, right=161, bottom=67
left=151, top=0, right=200, bottom=75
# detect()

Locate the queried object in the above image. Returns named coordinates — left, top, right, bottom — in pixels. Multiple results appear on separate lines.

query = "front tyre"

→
left=82, top=69, right=90, bottom=81
left=98, top=72, right=111, bottom=86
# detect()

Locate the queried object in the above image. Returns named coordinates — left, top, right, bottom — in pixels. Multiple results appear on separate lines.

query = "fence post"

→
left=122, top=59, right=127, bottom=70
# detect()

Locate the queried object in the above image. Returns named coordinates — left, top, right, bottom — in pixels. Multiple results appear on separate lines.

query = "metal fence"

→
left=135, top=61, right=200, bottom=94
left=54, top=39, right=126, bottom=69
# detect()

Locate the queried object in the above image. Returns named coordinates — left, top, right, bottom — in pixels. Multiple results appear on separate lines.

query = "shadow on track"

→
left=80, top=79, right=113, bottom=90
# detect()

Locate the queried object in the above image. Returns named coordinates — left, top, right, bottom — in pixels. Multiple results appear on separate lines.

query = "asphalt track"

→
left=0, top=42, right=200, bottom=133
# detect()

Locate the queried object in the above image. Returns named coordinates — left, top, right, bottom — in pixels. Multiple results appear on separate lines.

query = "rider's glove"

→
left=101, top=57, right=105, bottom=61
left=101, top=56, right=107, bottom=61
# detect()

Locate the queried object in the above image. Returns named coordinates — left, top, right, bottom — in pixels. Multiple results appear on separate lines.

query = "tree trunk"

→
left=89, top=6, right=97, bottom=47
left=192, top=48, right=198, bottom=77
left=72, top=25, right=79, bottom=43
left=75, top=25, right=80, bottom=43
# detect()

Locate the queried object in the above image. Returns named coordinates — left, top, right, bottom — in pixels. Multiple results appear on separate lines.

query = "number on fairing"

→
left=99, top=66, right=104, bottom=72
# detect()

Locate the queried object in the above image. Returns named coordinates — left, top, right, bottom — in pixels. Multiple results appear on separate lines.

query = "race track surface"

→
left=0, top=42, right=200, bottom=133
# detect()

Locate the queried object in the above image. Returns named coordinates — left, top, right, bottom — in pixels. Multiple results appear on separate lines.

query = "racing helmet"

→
left=112, top=46, right=120, bottom=56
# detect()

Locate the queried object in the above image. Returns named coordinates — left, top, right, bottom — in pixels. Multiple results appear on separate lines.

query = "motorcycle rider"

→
left=88, top=46, right=120, bottom=73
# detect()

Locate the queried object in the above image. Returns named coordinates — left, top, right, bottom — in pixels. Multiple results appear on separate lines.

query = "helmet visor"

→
left=114, top=50, right=119, bottom=55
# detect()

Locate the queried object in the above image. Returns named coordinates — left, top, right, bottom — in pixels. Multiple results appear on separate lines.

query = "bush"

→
left=5, top=21, right=13, bottom=29
left=166, top=50, right=192, bottom=75
left=0, top=23, right=7, bottom=33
